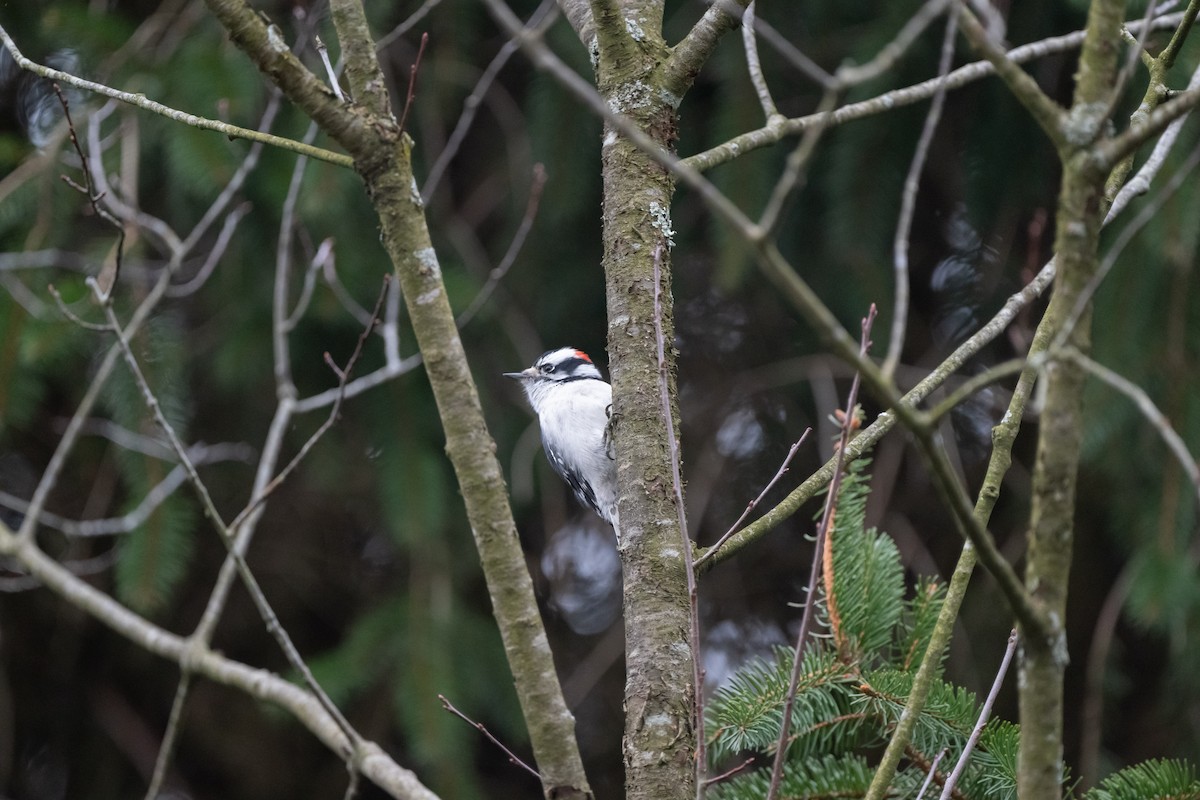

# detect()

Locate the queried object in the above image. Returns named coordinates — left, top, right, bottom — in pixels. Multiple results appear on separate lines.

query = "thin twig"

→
left=90, top=276, right=379, bottom=752
left=47, top=284, right=113, bottom=331
left=883, top=10, right=958, bottom=380
left=422, top=0, right=557, bottom=203
left=53, top=84, right=125, bottom=298
left=938, top=629, right=1017, bottom=800
left=1063, top=348, right=1200, bottom=509
left=228, top=276, right=391, bottom=534
left=703, top=756, right=755, bottom=786
left=694, top=429, right=810, bottom=569
left=455, top=164, right=548, bottom=327
left=376, top=0, right=446, bottom=50
left=323, top=254, right=377, bottom=328
left=1069, top=131, right=1200, bottom=343
left=439, top=694, right=541, bottom=780
left=835, top=0, right=951, bottom=88
left=765, top=305, right=877, bottom=800
left=742, top=2, right=778, bottom=120
left=315, top=36, right=344, bottom=101
left=342, top=759, right=362, bottom=800
left=275, top=118, right=323, bottom=393
left=284, top=238, right=335, bottom=331
left=651, top=246, right=707, bottom=796
left=752, top=17, right=835, bottom=89
left=1101, top=0, right=1160, bottom=125
left=915, top=750, right=949, bottom=800
left=0, top=24, right=352, bottom=168
left=756, top=87, right=839, bottom=238
left=166, top=201, right=251, bottom=297
left=143, top=673, right=192, bottom=800
left=397, top=32, right=429, bottom=135
left=1105, top=60, right=1200, bottom=221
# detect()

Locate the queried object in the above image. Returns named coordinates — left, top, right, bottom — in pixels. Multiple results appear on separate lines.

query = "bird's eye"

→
left=540, top=363, right=554, bottom=373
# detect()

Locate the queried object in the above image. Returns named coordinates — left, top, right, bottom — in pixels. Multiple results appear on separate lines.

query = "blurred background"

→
left=1, top=0, right=1198, bottom=798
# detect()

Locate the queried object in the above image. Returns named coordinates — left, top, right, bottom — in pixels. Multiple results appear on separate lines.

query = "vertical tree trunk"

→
left=1020, top=2, right=1124, bottom=798
left=592, top=4, right=697, bottom=797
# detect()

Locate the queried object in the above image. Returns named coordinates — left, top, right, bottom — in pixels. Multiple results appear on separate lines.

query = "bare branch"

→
left=456, top=164, right=548, bottom=328
left=1093, top=84, right=1200, bottom=173
left=883, top=10, right=958, bottom=379
left=741, top=2, right=778, bottom=120
left=377, top=0, right=446, bottom=50
left=1064, top=348, right=1200, bottom=510
left=765, top=306, right=876, bottom=800
left=315, top=36, right=345, bottom=101
left=1106, top=61, right=1200, bottom=221
left=0, top=23, right=352, bottom=168
left=915, top=751, right=949, bottom=800
left=694, top=429, right=810, bottom=569
left=423, top=0, right=558, bottom=202
left=954, top=1, right=1066, bottom=150
left=684, top=15, right=1190, bottom=173
left=834, top=0, right=950, bottom=88
left=938, top=629, right=1017, bottom=800
left=439, top=695, right=541, bottom=781
left=0, top=523, right=441, bottom=800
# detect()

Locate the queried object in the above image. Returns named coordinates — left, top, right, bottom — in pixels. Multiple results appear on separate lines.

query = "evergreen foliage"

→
left=707, top=459, right=1195, bottom=800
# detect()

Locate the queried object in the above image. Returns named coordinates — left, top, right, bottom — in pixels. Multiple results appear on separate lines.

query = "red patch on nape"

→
left=574, top=350, right=592, bottom=362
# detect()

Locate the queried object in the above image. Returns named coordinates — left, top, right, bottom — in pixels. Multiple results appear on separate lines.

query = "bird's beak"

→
left=503, top=367, right=536, bottom=380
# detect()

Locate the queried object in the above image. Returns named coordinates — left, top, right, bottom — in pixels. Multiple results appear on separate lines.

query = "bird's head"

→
left=504, top=347, right=603, bottom=385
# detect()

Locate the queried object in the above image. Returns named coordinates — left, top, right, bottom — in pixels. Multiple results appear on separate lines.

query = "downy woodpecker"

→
left=505, top=348, right=620, bottom=540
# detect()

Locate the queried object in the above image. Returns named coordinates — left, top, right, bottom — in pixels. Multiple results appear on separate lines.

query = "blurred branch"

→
left=1106, top=60, right=1200, bottom=220
left=1064, top=348, right=1200, bottom=509
left=0, top=520, right=441, bottom=800
left=757, top=87, right=840, bottom=237
left=423, top=0, right=557, bottom=203
left=883, top=10, right=958, bottom=379
left=766, top=307, right=875, bottom=800
left=377, top=0, right=446, bottom=50
left=741, top=2, right=779, bottom=120
left=954, top=1, right=1066, bottom=150
left=938, top=629, right=1017, bottom=800
left=1067, top=126, right=1200, bottom=344
left=456, top=164, right=548, bottom=328
left=0, top=24, right=353, bottom=168
left=751, top=16, right=835, bottom=88
left=0, top=443, right=252, bottom=538
left=166, top=201, right=251, bottom=296
left=834, top=0, right=950, bottom=88
left=683, top=13, right=1186, bottom=173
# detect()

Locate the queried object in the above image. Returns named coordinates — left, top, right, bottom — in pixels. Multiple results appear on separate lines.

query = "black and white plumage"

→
left=505, top=347, right=620, bottom=539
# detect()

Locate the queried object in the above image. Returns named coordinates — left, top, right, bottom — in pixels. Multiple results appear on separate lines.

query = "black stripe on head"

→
left=536, top=348, right=602, bottom=381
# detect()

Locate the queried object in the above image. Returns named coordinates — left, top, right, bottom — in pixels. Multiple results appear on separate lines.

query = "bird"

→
left=505, top=347, right=620, bottom=540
